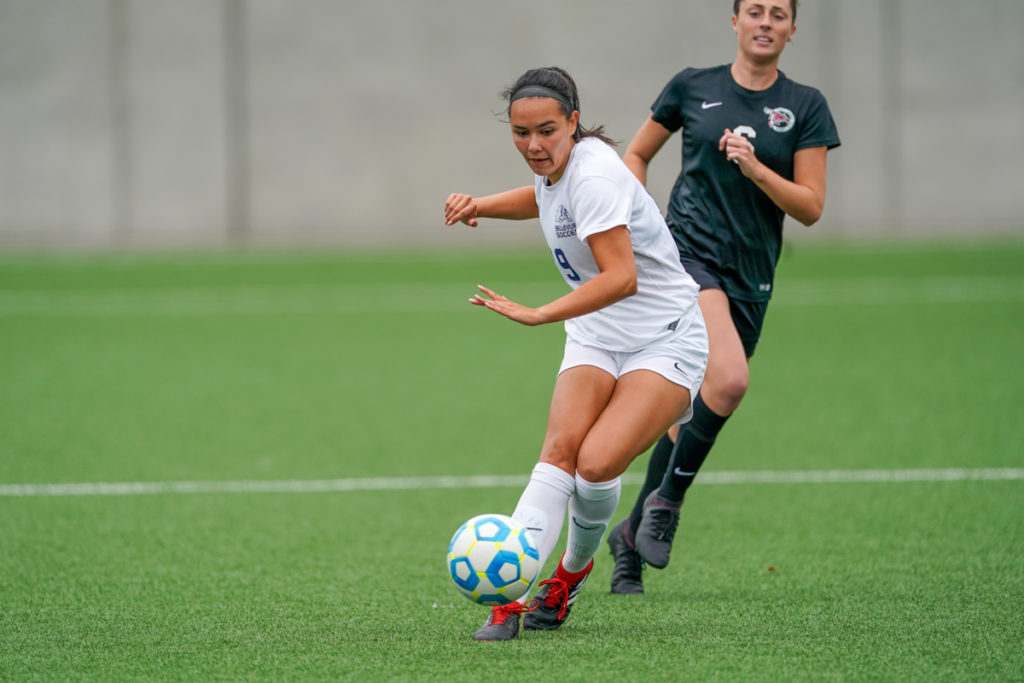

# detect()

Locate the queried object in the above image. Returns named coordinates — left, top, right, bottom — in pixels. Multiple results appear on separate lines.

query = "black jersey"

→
left=651, top=64, right=840, bottom=301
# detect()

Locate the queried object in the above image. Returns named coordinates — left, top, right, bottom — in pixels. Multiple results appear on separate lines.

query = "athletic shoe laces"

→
left=534, top=577, right=571, bottom=620
left=488, top=601, right=533, bottom=624
left=647, top=497, right=680, bottom=542
left=652, top=507, right=679, bottom=542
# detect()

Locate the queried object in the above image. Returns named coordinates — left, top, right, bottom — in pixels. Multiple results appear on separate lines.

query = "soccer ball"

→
left=446, top=514, right=541, bottom=606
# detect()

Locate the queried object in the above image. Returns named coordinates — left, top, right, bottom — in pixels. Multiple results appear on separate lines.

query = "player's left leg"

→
left=522, top=474, right=619, bottom=631
left=635, top=290, right=757, bottom=569
left=655, top=289, right=749, bottom=500
left=577, top=368, right=698, bottom=484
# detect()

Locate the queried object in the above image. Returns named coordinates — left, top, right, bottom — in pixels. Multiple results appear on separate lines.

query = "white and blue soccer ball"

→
left=446, top=514, right=541, bottom=606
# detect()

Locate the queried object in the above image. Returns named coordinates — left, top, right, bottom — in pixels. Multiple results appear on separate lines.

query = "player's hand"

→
left=719, top=128, right=759, bottom=178
left=469, top=285, right=544, bottom=326
left=444, top=193, right=479, bottom=227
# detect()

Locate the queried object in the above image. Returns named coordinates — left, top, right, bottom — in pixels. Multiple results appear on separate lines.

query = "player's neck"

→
left=729, top=58, right=780, bottom=91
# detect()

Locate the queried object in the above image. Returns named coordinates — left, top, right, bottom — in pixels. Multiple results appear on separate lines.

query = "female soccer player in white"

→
left=444, top=66, right=708, bottom=641
left=607, top=0, right=841, bottom=593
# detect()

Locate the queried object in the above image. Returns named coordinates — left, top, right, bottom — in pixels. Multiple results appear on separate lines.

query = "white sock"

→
left=512, top=462, right=576, bottom=585
left=563, top=474, right=621, bottom=573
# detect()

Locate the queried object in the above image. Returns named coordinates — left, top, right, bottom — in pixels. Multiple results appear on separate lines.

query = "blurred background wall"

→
left=1, top=0, right=1022, bottom=249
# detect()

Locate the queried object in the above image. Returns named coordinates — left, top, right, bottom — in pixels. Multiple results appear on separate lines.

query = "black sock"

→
left=657, top=394, right=730, bottom=503
left=627, top=434, right=674, bottom=535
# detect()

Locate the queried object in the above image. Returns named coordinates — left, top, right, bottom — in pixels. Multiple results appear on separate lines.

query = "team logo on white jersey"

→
left=764, top=107, right=795, bottom=132
left=554, top=205, right=577, bottom=238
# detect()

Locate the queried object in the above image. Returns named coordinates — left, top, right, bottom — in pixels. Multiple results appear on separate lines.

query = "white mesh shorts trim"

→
left=558, top=314, right=708, bottom=424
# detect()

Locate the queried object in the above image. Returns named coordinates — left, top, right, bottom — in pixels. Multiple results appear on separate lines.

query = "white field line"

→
left=0, top=284, right=485, bottom=317
left=0, top=468, right=1021, bottom=498
left=0, top=276, right=1021, bottom=317
left=773, top=276, right=1024, bottom=307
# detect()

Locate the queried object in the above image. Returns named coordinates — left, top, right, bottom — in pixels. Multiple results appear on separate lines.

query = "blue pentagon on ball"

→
left=445, top=513, right=542, bottom=606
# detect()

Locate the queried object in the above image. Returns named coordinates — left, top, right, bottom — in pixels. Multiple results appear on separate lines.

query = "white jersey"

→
left=535, top=137, right=700, bottom=352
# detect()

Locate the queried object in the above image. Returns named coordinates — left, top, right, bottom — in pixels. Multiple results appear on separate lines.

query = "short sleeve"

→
left=571, top=176, right=631, bottom=242
left=650, top=70, right=690, bottom=133
left=796, top=89, right=841, bottom=151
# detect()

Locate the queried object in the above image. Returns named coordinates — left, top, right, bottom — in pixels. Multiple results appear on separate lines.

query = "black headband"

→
left=509, top=85, right=574, bottom=112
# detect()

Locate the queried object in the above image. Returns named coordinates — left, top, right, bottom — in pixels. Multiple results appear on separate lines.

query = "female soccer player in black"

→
left=608, top=0, right=841, bottom=593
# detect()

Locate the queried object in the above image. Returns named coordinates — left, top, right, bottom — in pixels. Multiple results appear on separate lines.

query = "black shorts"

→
left=679, top=256, right=769, bottom=358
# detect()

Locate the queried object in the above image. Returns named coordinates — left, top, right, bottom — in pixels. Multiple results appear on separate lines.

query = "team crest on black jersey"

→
left=764, top=107, right=795, bottom=132
left=554, top=205, right=577, bottom=238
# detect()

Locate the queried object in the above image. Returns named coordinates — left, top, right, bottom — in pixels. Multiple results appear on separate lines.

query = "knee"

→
left=705, top=365, right=750, bottom=413
left=538, top=434, right=580, bottom=474
left=575, top=456, right=620, bottom=483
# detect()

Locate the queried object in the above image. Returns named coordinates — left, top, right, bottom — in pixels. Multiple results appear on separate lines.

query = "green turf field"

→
left=1, top=241, right=1022, bottom=680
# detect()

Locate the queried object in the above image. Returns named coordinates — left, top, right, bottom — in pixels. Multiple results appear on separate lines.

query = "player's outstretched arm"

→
left=444, top=186, right=538, bottom=227
left=471, top=226, right=637, bottom=326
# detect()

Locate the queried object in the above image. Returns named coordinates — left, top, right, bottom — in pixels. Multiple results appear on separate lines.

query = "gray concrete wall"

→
left=1, top=0, right=1022, bottom=249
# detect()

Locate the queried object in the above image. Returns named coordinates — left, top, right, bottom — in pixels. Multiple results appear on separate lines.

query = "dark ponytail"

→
left=502, top=66, right=616, bottom=146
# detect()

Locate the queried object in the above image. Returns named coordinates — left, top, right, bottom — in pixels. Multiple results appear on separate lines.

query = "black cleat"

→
left=522, top=559, right=593, bottom=631
left=472, top=602, right=526, bottom=641
left=635, top=491, right=682, bottom=569
left=608, top=520, right=644, bottom=594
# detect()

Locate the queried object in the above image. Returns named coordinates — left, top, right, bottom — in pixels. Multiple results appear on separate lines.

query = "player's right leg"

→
left=523, top=473, right=621, bottom=631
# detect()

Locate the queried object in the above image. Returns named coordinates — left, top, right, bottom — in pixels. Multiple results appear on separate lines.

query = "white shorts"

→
left=558, top=314, right=708, bottom=424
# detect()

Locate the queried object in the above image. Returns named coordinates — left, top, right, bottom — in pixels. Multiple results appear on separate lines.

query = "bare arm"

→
left=444, top=186, right=538, bottom=227
left=471, top=226, right=637, bottom=326
left=623, top=116, right=674, bottom=186
left=720, top=130, right=829, bottom=226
